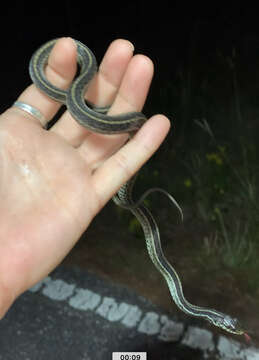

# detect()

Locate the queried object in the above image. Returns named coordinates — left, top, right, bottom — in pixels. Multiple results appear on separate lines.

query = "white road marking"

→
left=42, top=279, right=75, bottom=300
left=29, top=276, right=259, bottom=360
left=158, top=315, right=184, bottom=342
left=69, top=288, right=101, bottom=311
left=121, top=305, right=142, bottom=328
left=181, top=326, right=214, bottom=353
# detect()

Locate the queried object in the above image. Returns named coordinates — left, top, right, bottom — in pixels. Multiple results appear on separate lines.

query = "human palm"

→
left=0, top=37, right=170, bottom=317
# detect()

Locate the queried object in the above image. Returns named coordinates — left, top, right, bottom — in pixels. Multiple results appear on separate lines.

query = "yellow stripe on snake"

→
left=29, top=38, right=245, bottom=336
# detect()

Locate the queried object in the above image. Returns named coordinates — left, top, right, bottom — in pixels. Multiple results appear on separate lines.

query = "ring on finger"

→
left=13, top=101, right=47, bottom=126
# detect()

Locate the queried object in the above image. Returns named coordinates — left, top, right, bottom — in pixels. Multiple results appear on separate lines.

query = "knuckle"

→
left=113, top=150, right=133, bottom=179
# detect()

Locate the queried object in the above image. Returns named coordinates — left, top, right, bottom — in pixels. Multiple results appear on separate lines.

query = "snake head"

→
left=211, top=314, right=244, bottom=335
left=221, top=315, right=244, bottom=335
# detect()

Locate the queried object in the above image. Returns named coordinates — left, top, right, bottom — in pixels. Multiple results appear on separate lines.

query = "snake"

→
left=29, top=38, right=245, bottom=336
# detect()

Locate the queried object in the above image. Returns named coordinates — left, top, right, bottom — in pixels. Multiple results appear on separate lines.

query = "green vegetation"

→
left=123, top=42, right=259, bottom=297
left=185, top=119, right=259, bottom=274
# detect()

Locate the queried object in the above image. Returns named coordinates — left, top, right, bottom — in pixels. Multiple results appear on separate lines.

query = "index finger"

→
left=7, top=38, right=77, bottom=127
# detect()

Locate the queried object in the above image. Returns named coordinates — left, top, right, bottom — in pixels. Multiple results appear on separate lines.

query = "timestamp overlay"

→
left=112, top=352, right=147, bottom=360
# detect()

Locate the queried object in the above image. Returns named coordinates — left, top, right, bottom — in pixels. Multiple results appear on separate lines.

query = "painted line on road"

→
left=29, top=276, right=259, bottom=360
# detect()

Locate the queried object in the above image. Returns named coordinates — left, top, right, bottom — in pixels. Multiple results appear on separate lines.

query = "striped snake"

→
left=29, top=38, right=245, bottom=336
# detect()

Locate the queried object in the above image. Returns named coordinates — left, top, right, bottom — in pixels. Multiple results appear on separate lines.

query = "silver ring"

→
left=13, top=101, right=46, bottom=124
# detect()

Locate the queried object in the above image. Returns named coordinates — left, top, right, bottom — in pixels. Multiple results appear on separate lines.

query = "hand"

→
left=0, top=37, right=170, bottom=317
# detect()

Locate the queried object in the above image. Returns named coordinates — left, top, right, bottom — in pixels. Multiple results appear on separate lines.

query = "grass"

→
left=110, top=30, right=259, bottom=302
left=187, top=118, right=259, bottom=269
left=137, top=39, right=259, bottom=297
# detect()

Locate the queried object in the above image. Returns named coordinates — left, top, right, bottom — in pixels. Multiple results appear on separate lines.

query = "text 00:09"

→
left=112, top=352, right=147, bottom=360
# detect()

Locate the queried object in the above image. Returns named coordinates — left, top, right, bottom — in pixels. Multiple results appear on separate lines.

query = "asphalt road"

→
left=0, top=266, right=258, bottom=360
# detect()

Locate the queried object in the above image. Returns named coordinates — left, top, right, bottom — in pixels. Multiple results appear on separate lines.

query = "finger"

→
left=92, top=114, right=171, bottom=210
left=7, top=37, right=77, bottom=127
left=77, top=54, right=154, bottom=170
left=109, top=54, right=154, bottom=115
left=51, top=39, right=135, bottom=145
left=87, top=39, right=135, bottom=107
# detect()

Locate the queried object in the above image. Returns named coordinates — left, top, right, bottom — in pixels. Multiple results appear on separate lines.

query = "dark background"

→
left=1, top=2, right=258, bottom=116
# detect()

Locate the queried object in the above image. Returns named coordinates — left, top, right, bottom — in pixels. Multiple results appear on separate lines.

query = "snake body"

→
left=29, top=38, right=244, bottom=335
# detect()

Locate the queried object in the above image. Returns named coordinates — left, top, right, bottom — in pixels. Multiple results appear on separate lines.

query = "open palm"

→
left=0, top=37, right=170, bottom=317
